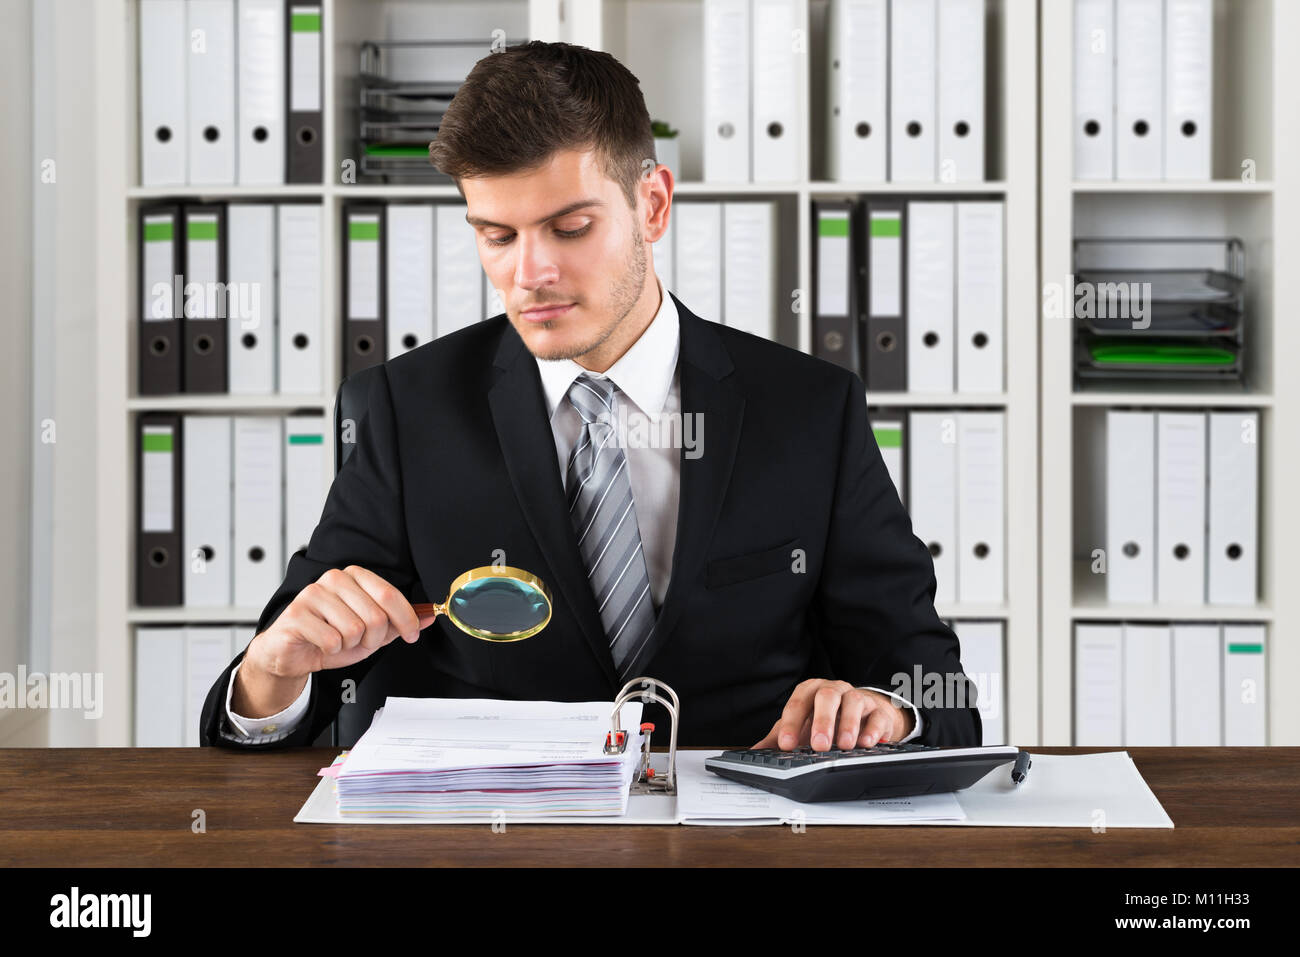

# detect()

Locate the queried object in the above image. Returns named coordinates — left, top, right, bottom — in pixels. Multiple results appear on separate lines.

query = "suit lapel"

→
left=486, top=291, right=745, bottom=689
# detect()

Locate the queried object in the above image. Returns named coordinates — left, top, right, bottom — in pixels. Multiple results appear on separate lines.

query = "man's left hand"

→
left=751, top=679, right=916, bottom=751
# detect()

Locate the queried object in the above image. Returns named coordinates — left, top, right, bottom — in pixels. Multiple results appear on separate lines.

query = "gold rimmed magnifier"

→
left=412, top=566, right=552, bottom=642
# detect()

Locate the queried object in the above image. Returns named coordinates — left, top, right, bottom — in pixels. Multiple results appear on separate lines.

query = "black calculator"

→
left=704, top=743, right=1022, bottom=803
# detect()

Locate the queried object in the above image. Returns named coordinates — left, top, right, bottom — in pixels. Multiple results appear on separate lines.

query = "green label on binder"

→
left=143, top=221, right=173, bottom=242
left=1227, top=643, right=1263, bottom=654
left=349, top=221, right=380, bottom=241
left=818, top=215, right=849, bottom=238
left=873, top=427, right=902, bottom=448
left=289, top=434, right=323, bottom=445
left=142, top=432, right=173, bottom=453
left=291, top=11, right=321, bottom=32
left=187, top=220, right=218, bottom=241
left=870, top=216, right=901, bottom=237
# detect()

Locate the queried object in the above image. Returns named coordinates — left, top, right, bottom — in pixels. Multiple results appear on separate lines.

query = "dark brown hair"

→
left=428, top=41, right=657, bottom=213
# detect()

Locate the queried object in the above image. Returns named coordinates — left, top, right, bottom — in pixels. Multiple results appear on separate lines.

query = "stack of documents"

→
left=322, top=698, right=645, bottom=818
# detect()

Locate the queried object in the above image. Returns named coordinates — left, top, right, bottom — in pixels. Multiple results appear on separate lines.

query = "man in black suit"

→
left=201, top=41, right=981, bottom=751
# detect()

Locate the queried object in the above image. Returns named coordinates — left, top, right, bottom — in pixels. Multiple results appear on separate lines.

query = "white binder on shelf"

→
left=1074, top=623, right=1123, bottom=745
left=889, top=0, right=937, bottom=181
left=1155, top=411, right=1206, bottom=604
left=1222, top=625, right=1265, bottom=745
left=723, top=202, right=777, bottom=340
left=1073, top=0, right=1115, bottom=180
left=227, top=204, right=277, bottom=394
left=826, top=0, right=887, bottom=182
left=953, top=620, right=1004, bottom=745
left=955, top=201, right=1004, bottom=393
left=1163, top=0, right=1212, bottom=181
left=1122, top=623, right=1172, bottom=746
left=435, top=204, right=482, bottom=338
left=906, top=201, right=954, bottom=391
left=182, top=414, right=233, bottom=606
left=236, top=0, right=286, bottom=185
left=674, top=203, right=724, bottom=325
left=1207, top=411, right=1258, bottom=605
left=1106, top=410, right=1155, bottom=603
left=185, top=626, right=236, bottom=747
left=703, top=0, right=751, bottom=183
left=751, top=0, right=804, bottom=182
left=139, top=0, right=188, bottom=186
left=1173, top=623, right=1220, bottom=745
left=186, top=0, right=237, bottom=186
left=936, top=0, right=984, bottom=182
left=232, top=416, right=284, bottom=607
left=908, top=411, right=957, bottom=604
left=1114, top=0, right=1163, bottom=180
left=956, top=412, right=1004, bottom=604
left=870, top=414, right=904, bottom=503
left=135, top=626, right=185, bottom=746
left=276, top=204, right=322, bottom=394
left=387, top=204, right=435, bottom=358
left=284, top=414, right=327, bottom=559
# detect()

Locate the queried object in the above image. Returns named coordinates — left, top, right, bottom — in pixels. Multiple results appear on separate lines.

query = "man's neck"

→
left=574, top=280, right=662, bottom=374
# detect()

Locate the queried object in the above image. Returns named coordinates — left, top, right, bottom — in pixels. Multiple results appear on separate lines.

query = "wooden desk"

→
left=1, top=747, right=1297, bottom=867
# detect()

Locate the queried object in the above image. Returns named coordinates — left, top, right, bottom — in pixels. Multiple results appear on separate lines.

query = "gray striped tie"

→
left=564, top=373, right=656, bottom=679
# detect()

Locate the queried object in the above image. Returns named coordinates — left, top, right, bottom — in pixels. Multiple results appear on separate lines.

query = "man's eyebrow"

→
left=465, top=199, right=606, bottom=230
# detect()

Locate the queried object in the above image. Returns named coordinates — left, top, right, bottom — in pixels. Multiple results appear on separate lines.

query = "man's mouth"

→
left=521, top=303, right=575, bottom=322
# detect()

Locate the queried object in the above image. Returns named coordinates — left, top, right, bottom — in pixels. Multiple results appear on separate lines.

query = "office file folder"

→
left=869, top=408, right=904, bottom=502
left=1074, top=623, right=1122, bottom=745
left=890, top=0, right=937, bottom=181
left=1173, top=623, right=1220, bottom=745
left=134, top=626, right=185, bottom=746
left=864, top=200, right=905, bottom=390
left=1155, top=411, right=1206, bottom=603
left=1207, top=411, right=1258, bottom=604
left=1164, top=0, right=1212, bottom=180
left=226, top=204, right=277, bottom=394
left=344, top=205, right=386, bottom=375
left=185, top=626, right=235, bottom=747
left=908, top=411, right=956, bottom=603
left=277, top=204, right=322, bottom=393
left=1122, top=623, right=1173, bottom=745
left=751, top=0, right=804, bottom=182
left=674, top=202, right=724, bottom=328
left=137, top=413, right=183, bottom=606
left=906, top=201, right=954, bottom=392
left=386, top=204, right=435, bottom=358
left=936, top=0, right=985, bottom=182
left=826, top=0, right=887, bottom=182
left=182, top=206, right=229, bottom=393
left=182, top=414, right=233, bottom=607
left=232, top=416, right=284, bottom=607
left=723, top=202, right=778, bottom=340
left=1222, top=625, right=1265, bottom=745
left=286, top=3, right=324, bottom=182
left=955, top=202, right=1004, bottom=392
left=952, top=620, right=1004, bottom=745
left=186, top=0, right=237, bottom=185
left=237, top=0, right=287, bottom=185
left=285, top=414, right=328, bottom=558
left=139, top=0, right=188, bottom=186
left=703, top=0, right=751, bottom=183
left=812, top=200, right=857, bottom=371
left=1106, top=411, right=1155, bottom=602
left=435, top=205, right=482, bottom=338
left=138, top=205, right=183, bottom=395
left=956, top=412, right=1004, bottom=603
left=1073, top=0, right=1115, bottom=180
left=1114, top=0, right=1163, bottom=179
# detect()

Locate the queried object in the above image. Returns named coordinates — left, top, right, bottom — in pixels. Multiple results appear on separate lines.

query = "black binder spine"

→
left=811, top=198, right=860, bottom=377
left=137, top=205, right=183, bottom=395
left=181, top=204, right=230, bottom=393
left=864, top=198, right=907, bottom=392
left=136, top=412, right=183, bottom=607
left=286, top=2, right=324, bottom=183
left=343, top=203, right=387, bottom=377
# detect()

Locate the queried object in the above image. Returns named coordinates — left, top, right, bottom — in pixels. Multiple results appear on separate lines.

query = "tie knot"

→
left=567, top=373, right=616, bottom=425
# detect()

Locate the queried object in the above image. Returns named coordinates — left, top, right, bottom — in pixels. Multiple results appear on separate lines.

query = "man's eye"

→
left=483, top=225, right=592, bottom=248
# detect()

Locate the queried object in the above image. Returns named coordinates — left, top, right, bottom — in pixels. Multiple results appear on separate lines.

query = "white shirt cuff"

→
left=859, top=685, right=923, bottom=744
left=225, top=660, right=312, bottom=740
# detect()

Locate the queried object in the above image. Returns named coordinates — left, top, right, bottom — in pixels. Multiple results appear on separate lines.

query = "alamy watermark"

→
left=0, top=666, right=103, bottom=719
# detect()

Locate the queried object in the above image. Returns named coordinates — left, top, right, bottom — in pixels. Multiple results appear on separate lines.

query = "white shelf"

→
left=128, top=608, right=266, bottom=625
left=866, top=391, right=1009, bottom=407
left=127, top=395, right=332, bottom=412
left=1071, top=180, right=1274, bottom=194
left=1070, top=561, right=1273, bottom=622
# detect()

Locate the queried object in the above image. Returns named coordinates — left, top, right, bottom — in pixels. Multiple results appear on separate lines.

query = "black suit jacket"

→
left=200, top=292, right=982, bottom=748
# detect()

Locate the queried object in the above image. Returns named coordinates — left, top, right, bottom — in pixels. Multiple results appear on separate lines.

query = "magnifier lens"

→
left=448, top=575, right=550, bottom=639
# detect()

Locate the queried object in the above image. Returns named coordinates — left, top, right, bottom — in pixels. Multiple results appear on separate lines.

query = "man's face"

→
left=462, top=148, right=651, bottom=365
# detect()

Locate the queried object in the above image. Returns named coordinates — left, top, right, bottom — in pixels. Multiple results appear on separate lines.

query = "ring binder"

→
left=606, top=677, right=680, bottom=795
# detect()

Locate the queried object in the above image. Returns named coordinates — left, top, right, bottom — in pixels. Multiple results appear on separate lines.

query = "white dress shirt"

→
left=225, top=274, right=923, bottom=745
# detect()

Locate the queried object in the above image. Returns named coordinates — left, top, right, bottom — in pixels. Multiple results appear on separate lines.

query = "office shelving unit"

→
left=1039, top=0, right=1300, bottom=744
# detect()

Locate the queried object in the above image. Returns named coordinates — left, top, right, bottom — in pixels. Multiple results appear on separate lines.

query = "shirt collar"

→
left=534, top=272, right=680, bottom=420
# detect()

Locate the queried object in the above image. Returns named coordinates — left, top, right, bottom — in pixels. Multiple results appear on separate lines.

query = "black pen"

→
left=1011, top=750, right=1032, bottom=785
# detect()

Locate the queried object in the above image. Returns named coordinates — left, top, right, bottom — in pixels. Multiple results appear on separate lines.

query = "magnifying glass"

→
left=412, top=566, right=552, bottom=642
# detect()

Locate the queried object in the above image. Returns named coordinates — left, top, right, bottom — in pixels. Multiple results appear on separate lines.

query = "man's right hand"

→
left=231, top=566, right=438, bottom=719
